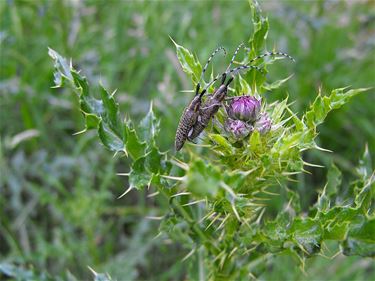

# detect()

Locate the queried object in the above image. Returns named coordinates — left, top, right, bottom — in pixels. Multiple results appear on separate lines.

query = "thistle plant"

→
left=49, top=1, right=374, bottom=280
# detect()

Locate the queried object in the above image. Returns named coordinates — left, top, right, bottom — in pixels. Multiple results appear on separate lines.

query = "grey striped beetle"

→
left=175, top=47, right=226, bottom=151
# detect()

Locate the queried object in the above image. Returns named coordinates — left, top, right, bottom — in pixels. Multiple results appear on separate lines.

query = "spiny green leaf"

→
left=49, top=48, right=127, bottom=154
left=124, top=119, right=146, bottom=160
left=356, top=145, right=373, bottom=180
left=170, top=37, right=202, bottom=85
left=304, top=87, right=369, bottom=130
left=343, top=219, right=375, bottom=257
left=89, top=267, right=114, bottom=281
left=128, top=146, right=170, bottom=190
left=98, top=121, right=125, bottom=153
left=289, top=218, right=322, bottom=255
left=128, top=156, right=153, bottom=190
left=248, top=0, right=268, bottom=53
left=326, top=163, right=342, bottom=196
left=48, top=47, right=73, bottom=86
left=139, top=102, right=160, bottom=146
left=99, top=84, right=122, bottom=137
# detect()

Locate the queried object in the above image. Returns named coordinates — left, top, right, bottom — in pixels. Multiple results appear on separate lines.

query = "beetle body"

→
left=189, top=77, right=232, bottom=140
left=174, top=46, right=226, bottom=151
left=175, top=94, right=203, bottom=151
left=188, top=63, right=262, bottom=141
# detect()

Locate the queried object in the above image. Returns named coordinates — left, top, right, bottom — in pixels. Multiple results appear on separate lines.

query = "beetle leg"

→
left=201, top=103, right=221, bottom=110
left=187, top=128, right=197, bottom=143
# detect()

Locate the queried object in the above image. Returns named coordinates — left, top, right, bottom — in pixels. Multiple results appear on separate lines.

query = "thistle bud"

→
left=227, top=96, right=261, bottom=122
left=254, top=112, right=272, bottom=135
left=225, top=118, right=253, bottom=139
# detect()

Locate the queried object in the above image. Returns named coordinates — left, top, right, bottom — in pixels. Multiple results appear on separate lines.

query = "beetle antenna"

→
left=201, top=64, right=263, bottom=97
left=226, top=43, right=245, bottom=72
left=199, top=46, right=226, bottom=86
left=247, top=51, right=295, bottom=65
left=200, top=73, right=222, bottom=97
left=226, top=64, right=263, bottom=76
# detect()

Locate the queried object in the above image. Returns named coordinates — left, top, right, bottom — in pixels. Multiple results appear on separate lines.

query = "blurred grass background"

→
left=0, top=0, right=374, bottom=280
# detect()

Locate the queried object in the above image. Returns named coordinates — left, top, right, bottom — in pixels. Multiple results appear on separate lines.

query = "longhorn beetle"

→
left=188, top=47, right=295, bottom=141
left=175, top=46, right=226, bottom=151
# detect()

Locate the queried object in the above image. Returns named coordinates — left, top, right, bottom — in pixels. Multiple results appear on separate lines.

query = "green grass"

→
left=1, top=0, right=374, bottom=280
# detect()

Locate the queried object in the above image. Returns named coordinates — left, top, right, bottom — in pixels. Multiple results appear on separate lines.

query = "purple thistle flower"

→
left=254, top=112, right=272, bottom=135
left=227, top=96, right=261, bottom=122
left=225, top=118, right=253, bottom=140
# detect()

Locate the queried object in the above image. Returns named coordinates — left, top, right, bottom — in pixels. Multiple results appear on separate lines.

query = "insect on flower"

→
left=175, top=43, right=295, bottom=150
left=175, top=47, right=226, bottom=151
left=188, top=43, right=265, bottom=141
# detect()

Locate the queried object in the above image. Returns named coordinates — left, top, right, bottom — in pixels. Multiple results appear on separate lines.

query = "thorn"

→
left=117, top=186, right=133, bottom=199
left=160, top=175, right=185, bottom=181
left=170, top=157, right=189, bottom=170
left=314, top=145, right=333, bottom=153
left=182, top=199, right=206, bottom=207
left=282, top=171, right=302, bottom=176
left=111, top=89, right=118, bottom=97
left=182, top=248, right=196, bottom=262
left=303, top=161, right=325, bottom=168
left=199, top=211, right=215, bottom=224
left=117, top=172, right=130, bottom=177
left=113, top=151, right=119, bottom=158
left=217, top=214, right=230, bottom=230
left=168, top=35, right=178, bottom=47
left=147, top=191, right=159, bottom=198
left=220, top=181, right=237, bottom=199
left=72, top=128, right=87, bottom=135
left=205, top=213, right=221, bottom=231
left=171, top=192, right=191, bottom=198
left=145, top=216, right=164, bottom=220
left=330, top=249, right=342, bottom=260
left=228, top=247, right=238, bottom=258
left=232, top=204, right=241, bottom=222
left=87, top=266, right=97, bottom=276
left=255, top=208, right=266, bottom=224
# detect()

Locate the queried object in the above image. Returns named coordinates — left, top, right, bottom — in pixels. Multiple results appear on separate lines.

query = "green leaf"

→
left=170, top=37, right=202, bottom=85
left=124, top=119, right=147, bottom=160
left=288, top=218, right=322, bottom=255
left=262, top=75, right=293, bottom=91
left=248, top=0, right=269, bottom=53
left=343, top=219, right=375, bottom=257
left=89, top=267, right=114, bottom=281
left=48, top=47, right=73, bottom=86
left=139, top=102, right=160, bottom=146
left=356, top=145, right=372, bottom=180
left=326, top=163, right=342, bottom=196
left=0, top=262, right=53, bottom=281
left=238, top=75, right=252, bottom=95
left=99, top=84, right=122, bottom=137
left=209, top=133, right=234, bottom=155
left=304, top=87, right=369, bottom=130
left=128, top=146, right=170, bottom=190
left=186, top=159, right=221, bottom=198
left=49, top=48, right=127, bottom=154
left=98, top=121, right=125, bottom=152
